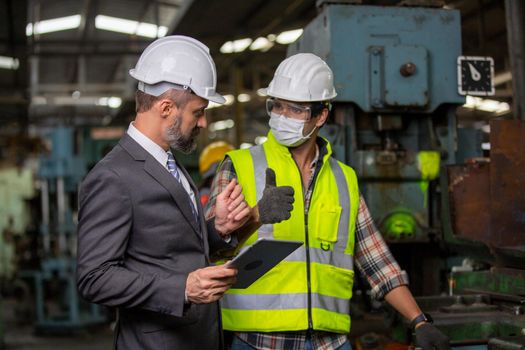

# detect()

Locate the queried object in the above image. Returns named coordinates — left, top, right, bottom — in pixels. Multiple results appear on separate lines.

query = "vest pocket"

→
left=313, top=201, right=341, bottom=245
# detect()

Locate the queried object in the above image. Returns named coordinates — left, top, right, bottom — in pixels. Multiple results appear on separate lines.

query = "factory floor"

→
left=2, top=298, right=113, bottom=349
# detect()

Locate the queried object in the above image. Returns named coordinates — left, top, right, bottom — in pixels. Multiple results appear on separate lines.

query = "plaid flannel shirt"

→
left=205, top=141, right=408, bottom=350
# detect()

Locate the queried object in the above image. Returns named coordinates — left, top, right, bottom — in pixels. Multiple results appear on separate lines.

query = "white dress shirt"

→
left=127, top=122, right=198, bottom=209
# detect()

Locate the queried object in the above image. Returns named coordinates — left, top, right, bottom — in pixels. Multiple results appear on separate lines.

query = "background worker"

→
left=77, top=35, right=253, bottom=350
left=198, top=141, right=234, bottom=207
left=205, top=53, right=450, bottom=350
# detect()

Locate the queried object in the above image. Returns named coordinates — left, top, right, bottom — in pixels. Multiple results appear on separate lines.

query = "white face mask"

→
left=269, top=112, right=316, bottom=147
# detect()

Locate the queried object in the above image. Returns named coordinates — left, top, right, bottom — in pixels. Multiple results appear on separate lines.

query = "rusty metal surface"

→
left=447, top=160, right=491, bottom=242
left=490, top=120, right=525, bottom=250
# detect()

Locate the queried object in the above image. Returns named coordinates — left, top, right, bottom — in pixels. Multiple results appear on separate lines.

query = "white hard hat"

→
left=259, top=53, right=337, bottom=102
left=129, top=35, right=225, bottom=104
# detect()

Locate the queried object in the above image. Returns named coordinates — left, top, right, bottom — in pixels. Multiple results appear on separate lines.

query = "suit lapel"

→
left=143, top=156, right=201, bottom=236
left=176, top=162, right=203, bottom=222
left=177, top=164, right=212, bottom=256
left=119, top=135, right=201, bottom=237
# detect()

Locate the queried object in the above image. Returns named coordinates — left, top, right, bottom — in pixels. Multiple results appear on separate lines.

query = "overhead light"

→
left=26, top=15, right=82, bottom=36
left=276, top=29, right=303, bottom=44
left=463, top=95, right=510, bottom=114
left=157, top=26, right=168, bottom=37
left=95, top=15, right=168, bottom=38
left=250, top=37, right=274, bottom=52
left=31, top=96, right=47, bottom=105
left=237, top=93, right=251, bottom=103
left=54, top=96, right=97, bottom=106
left=219, top=42, right=234, bottom=54
left=34, top=95, right=122, bottom=108
left=209, top=119, right=235, bottom=132
left=0, top=56, right=19, bottom=70
left=98, top=96, right=122, bottom=108
left=220, top=38, right=253, bottom=54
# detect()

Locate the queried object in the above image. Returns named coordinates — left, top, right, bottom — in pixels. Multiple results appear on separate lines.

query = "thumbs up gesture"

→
left=257, top=168, right=294, bottom=224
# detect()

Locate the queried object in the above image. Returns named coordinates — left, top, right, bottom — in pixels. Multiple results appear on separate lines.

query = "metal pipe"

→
left=57, top=177, right=66, bottom=254
left=505, top=0, right=525, bottom=120
left=40, top=179, right=50, bottom=254
left=446, top=106, right=458, bottom=164
left=232, top=65, right=244, bottom=148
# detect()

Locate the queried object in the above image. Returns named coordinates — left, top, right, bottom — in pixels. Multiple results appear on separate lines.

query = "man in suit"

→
left=76, top=36, right=291, bottom=350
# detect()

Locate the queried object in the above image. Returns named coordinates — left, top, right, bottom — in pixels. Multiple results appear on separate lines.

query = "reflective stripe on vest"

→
left=285, top=246, right=353, bottom=270
left=249, top=145, right=273, bottom=239
left=222, top=292, right=350, bottom=314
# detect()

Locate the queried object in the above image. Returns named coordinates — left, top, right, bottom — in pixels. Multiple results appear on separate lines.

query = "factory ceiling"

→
left=0, top=0, right=513, bottom=145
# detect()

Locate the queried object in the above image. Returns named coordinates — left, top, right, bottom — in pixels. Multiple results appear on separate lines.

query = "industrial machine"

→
left=289, top=0, right=481, bottom=295
left=22, top=127, right=106, bottom=333
left=416, top=119, right=525, bottom=349
left=288, top=1, right=525, bottom=349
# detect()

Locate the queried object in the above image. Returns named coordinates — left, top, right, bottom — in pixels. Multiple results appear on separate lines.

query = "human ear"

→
left=316, top=108, right=329, bottom=127
left=159, top=99, right=176, bottom=119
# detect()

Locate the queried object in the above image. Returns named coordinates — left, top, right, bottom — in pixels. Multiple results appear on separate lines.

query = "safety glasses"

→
left=266, top=98, right=312, bottom=121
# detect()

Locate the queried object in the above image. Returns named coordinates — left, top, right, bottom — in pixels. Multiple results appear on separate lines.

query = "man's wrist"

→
left=410, top=312, right=433, bottom=330
left=212, top=216, right=229, bottom=237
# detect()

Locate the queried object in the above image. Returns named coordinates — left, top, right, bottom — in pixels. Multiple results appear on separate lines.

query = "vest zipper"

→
left=304, top=208, right=313, bottom=330
left=304, top=154, right=324, bottom=331
left=304, top=165, right=319, bottom=331
left=292, top=154, right=314, bottom=330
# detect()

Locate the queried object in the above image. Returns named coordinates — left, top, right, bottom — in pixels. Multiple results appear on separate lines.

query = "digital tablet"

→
left=226, top=238, right=303, bottom=289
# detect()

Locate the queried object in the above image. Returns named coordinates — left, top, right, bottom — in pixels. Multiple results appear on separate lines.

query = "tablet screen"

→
left=226, top=238, right=303, bottom=289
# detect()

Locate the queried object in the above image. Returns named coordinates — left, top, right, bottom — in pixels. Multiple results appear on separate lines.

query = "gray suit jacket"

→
left=77, top=134, right=230, bottom=350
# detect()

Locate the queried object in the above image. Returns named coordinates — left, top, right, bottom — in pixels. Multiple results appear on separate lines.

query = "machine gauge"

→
left=457, top=56, right=494, bottom=96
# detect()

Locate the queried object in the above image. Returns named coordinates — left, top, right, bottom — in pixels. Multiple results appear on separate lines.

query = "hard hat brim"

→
left=258, top=87, right=337, bottom=103
left=205, top=93, right=226, bottom=104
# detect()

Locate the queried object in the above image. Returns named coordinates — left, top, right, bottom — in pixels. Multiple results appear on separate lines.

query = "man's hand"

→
left=257, top=168, right=294, bottom=224
left=415, top=323, right=450, bottom=350
left=214, top=179, right=251, bottom=236
left=186, top=265, right=237, bottom=304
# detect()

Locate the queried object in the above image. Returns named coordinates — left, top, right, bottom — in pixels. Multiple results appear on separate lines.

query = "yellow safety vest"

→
left=221, top=131, right=360, bottom=334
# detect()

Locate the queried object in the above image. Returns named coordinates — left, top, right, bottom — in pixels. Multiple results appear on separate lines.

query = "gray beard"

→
left=166, top=114, right=199, bottom=154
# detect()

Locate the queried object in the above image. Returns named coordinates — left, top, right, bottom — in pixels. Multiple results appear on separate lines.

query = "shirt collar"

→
left=127, top=122, right=169, bottom=167
left=310, top=144, right=320, bottom=171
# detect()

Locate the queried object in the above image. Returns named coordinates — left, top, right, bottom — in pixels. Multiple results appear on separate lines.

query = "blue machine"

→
left=289, top=3, right=482, bottom=250
left=287, top=3, right=525, bottom=349
left=23, top=127, right=105, bottom=333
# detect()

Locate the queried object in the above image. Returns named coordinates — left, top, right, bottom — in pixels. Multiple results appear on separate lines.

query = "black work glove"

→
left=257, top=168, right=294, bottom=224
left=415, top=323, right=450, bottom=350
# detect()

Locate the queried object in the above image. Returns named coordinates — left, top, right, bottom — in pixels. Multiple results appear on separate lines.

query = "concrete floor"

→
left=4, top=327, right=114, bottom=350
left=2, top=298, right=113, bottom=350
